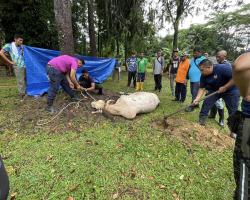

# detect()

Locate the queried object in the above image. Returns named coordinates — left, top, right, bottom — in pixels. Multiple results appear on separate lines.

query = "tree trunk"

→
left=172, top=20, right=179, bottom=50
left=116, top=35, right=120, bottom=55
left=54, top=0, right=74, bottom=55
left=88, top=0, right=97, bottom=57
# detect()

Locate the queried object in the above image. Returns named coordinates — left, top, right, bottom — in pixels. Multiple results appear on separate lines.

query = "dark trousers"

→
left=190, top=82, right=200, bottom=102
left=0, top=155, right=9, bottom=200
left=46, top=66, right=75, bottom=106
left=154, top=74, right=162, bottom=91
left=175, top=82, right=187, bottom=102
left=127, top=71, right=136, bottom=88
left=199, top=90, right=240, bottom=119
left=137, top=73, right=145, bottom=82
left=233, top=117, right=250, bottom=200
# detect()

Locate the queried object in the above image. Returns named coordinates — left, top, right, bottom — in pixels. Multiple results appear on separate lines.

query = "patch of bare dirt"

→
left=112, top=186, right=147, bottom=199
left=0, top=90, right=122, bottom=134
left=151, top=117, right=234, bottom=151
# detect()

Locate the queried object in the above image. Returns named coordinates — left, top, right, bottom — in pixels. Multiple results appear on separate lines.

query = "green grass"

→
left=0, top=72, right=235, bottom=199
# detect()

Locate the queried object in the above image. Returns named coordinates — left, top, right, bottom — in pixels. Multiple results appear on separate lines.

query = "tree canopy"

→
left=0, top=0, right=249, bottom=60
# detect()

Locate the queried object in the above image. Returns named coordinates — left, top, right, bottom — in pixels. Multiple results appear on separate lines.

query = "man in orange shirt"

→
left=173, top=52, right=190, bottom=102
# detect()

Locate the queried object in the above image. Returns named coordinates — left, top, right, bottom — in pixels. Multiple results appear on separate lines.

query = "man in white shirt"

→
left=153, top=51, right=165, bottom=92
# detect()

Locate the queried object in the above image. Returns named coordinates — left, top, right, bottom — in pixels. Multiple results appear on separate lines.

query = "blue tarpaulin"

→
left=24, top=46, right=116, bottom=96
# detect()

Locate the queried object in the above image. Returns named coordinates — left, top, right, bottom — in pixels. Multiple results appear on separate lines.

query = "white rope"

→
left=36, top=91, right=88, bottom=126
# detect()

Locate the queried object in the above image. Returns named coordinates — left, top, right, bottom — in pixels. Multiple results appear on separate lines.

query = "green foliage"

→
left=0, top=0, right=58, bottom=49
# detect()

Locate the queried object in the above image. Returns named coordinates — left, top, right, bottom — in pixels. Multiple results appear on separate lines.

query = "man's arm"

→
left=0, top=49, right=14, bottom=66
left=233, top=53, right=250, bottom=98
left=70, top=69, right=82, bottom=89
left=85, top=82, right=95, bottom=91
left=66, top=73, right=74, bottom=89
left=193, top=88, right=206, bottom=104
left=218, top=79, right=235, bottom=93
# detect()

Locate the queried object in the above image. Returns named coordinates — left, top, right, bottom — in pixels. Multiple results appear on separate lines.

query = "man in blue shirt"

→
left=126, top=51, right=137, bottom=88
left=186, top=47, right=206, bottom=112
left=209, top=50, right=231, bottom=126
left=192, top=59, right=239, bottom=126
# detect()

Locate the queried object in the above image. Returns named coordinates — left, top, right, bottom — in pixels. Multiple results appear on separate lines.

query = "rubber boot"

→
left=208, top=105, right=217, bottom=118
left=140, top=82, right=144, bottom=91
left=136, top=82, right=140, bottom=91
left=199, top=116, right=206, bottom=126
left=218, top=108, right=224, bottom=127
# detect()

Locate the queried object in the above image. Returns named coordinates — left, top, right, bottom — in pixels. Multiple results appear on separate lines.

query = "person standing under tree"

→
left=112, top=55, right=121, bottom=81
left=185, top=47, right=206, bottom=112
left=153, top=51, right=165, bottom=92
left=136, top=52, right=148, bottom=91
left=168, top=49, right=180, bottom=96
left=173, top=52, right=190, bottom=102
left=0, top=34, right=26, bottom=100
left=126, top=51, right=137, bottom=88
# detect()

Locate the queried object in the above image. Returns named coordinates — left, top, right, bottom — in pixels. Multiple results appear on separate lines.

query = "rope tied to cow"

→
left=36, top=91, right=92, bottom=126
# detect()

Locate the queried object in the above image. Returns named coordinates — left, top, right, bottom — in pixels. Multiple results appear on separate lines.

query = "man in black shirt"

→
left=169, top=49, right=179, bottom=96
left=79, top=70, right=103, bottom=95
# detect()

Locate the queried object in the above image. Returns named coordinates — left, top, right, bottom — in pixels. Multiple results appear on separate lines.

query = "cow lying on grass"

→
left=91, top=92, right=160, bottom=119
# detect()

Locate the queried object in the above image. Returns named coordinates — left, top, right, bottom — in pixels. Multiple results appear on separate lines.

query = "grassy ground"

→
left=0, top=71, right=235, bottom=200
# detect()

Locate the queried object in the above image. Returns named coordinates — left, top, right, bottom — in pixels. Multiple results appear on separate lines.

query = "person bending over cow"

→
left=46, top=55, right=84, bottom=113
left=192, top=59, right=239, bottom=126
left=79, top=70, right=103, bottom=95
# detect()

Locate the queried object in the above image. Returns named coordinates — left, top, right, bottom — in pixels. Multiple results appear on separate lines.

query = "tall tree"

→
left=161, top=0, right=196, bottom=50
left=87, top=0, right=98, bottom=56
left=54, top=0, right=74, bottom=55
left=0, top=0, right=58, bottom=49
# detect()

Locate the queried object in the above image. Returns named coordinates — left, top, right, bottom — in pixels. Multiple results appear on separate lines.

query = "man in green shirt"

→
left=136, top=52, right=148, bottom=91
left=0, top=34, right=26, bottom=99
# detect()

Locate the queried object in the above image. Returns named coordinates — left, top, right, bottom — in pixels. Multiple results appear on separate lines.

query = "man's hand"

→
left=218, top=86, right=227, bottom=93
left=192, top=98, right=200, bottom=106
left=8, top=61, right=15, bottom=67
left=183, top=79, right=187, bottom=85
left=69, top=82, right=74, bottom=89
left=76, top=85, right=84, bottom=91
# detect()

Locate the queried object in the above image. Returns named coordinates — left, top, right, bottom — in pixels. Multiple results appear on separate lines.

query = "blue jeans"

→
left=46, top=65, right=75, bottom=106
left=190, top=82, right=200, bottom=102
left=200, top=90, right=240, bottom=119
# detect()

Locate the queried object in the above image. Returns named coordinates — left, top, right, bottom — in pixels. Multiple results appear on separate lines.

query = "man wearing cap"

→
left=192, top=59, right=239, bottom=126
left=186, top=47, right=206, bottom=112
left=173, top=52, right=190, bottom=102
left=46, top=55, right=84, bottom=113
left=168, top=49, right=179, bottom=96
